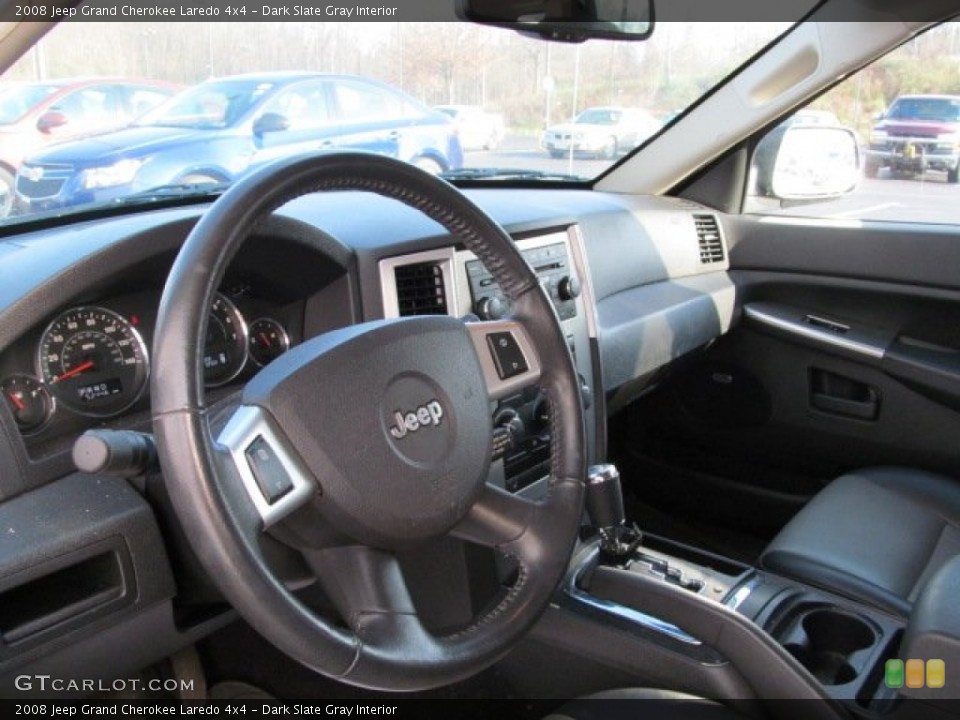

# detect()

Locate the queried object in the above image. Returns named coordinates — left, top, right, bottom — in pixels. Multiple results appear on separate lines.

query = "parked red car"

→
left=0, top=78, right=178, bottom=216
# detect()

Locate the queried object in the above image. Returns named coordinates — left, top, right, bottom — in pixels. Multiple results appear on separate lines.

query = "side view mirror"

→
left=873, top=111, right=886, bottom=122
left=753, top=125, right=860, bottom=202
left=36, top=110, right=69, bottom=134
left=253, top=112, right=290, bottom=135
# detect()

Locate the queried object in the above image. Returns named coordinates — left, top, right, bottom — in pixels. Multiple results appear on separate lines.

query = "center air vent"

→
left=394, top=262, right=449, bottom=317
left=694, top=214, right=725, bottom=264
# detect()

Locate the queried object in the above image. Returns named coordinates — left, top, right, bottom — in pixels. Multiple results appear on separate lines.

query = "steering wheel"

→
left=151, top=152, right=586, bottom=691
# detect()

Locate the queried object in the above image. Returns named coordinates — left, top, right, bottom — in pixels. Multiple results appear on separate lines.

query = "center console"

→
left=556, top=464, right=957, bottom=715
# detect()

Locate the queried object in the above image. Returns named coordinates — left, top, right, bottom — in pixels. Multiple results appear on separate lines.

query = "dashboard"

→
left=0, top=186, right=733, bottom=689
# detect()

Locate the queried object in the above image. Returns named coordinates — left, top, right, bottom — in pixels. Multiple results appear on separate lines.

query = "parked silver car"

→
left=542, top=106, right=661, bottom=158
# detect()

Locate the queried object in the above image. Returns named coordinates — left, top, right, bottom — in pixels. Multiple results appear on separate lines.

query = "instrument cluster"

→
left=2, top=290, right=294, bottom=439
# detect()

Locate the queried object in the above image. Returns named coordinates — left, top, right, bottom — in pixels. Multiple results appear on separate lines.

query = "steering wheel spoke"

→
left=304, top=545, right=431, bottom=648
left=466, top=319, right=542, bottom=401
left=216, top=404, right=318, bottom=528
left=451, top=483, right=536, bottom=549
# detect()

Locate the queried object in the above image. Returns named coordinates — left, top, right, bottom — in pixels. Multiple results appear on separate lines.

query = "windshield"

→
left=0, top=21, right=789, bottom=224
left=0, top=84, right=61, bottom=125
left=136, top=80, right=277, bottom=129
left=887, top=97, right=960, bottom=122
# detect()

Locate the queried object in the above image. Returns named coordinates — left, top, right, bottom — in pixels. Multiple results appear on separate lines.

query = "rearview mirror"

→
left=752, top=125, right=860, bottom=203
left=457, top=0, right=654, bottom=42
left=36, top=110, right=69, bottom=134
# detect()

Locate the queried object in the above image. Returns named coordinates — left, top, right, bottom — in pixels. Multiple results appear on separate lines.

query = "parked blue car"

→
left=14, top=72, right=463, bottom=215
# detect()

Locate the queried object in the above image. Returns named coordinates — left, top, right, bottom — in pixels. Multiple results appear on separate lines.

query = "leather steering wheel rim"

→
left=151, top=151, right=586, bottom=690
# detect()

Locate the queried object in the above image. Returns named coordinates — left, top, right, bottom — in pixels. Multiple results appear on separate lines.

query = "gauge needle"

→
left=52, top=360, right=95, bottom=383
left=259, top=332, right=271, bottom=347
left=7, top=392, right=24, bottom=411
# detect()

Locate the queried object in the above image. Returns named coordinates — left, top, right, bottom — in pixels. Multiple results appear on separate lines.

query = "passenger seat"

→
left=759, top=467, right=960, bottom=616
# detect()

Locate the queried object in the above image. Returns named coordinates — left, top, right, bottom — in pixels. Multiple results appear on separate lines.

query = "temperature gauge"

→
left=248, top=318, right=290, bottom=367
left=2, top=374, right=53, bottom=434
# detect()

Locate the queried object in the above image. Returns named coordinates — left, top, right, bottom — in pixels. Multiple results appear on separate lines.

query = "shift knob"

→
left=586, top=463, right=625, bottom=534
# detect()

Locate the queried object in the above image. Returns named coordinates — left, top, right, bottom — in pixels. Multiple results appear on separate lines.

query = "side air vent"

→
left=694, top=214, right=725, bottom=264
left=394, top=262, right=449, bottom=316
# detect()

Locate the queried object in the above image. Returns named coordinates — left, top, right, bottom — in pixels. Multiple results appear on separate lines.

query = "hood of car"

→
left=874, top=119, right=959, bottom=137
left=24, top=125, right=223, bottom=166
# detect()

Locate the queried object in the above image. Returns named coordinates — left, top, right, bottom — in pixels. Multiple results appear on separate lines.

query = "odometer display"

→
left=37, top=307, right=149, bottom=417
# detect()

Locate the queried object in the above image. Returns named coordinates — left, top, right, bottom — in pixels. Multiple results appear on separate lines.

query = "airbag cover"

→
left=242, top=315, right=491, bottom=548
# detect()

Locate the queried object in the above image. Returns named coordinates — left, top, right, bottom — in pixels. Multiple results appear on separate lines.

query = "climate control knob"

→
left=476, top=295, right=508, bottom=320
left=558, top=275, right=581, bottom=301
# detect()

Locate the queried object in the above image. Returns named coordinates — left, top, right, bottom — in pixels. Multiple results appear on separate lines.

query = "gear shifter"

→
left=585, top=464, right=703, bottom=592
left=586, top=464, right=639, bottom=556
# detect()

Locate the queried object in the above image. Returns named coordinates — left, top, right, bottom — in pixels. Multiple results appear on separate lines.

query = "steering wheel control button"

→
left=486, top=332, right=529, bottom=380
left=217, top=405, right=316, bottom=527
left=245, top=435, right=294, bottom=504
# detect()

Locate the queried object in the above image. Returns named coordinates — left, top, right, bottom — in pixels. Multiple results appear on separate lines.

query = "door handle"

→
left=811, top=391, right=879, bottom=420
left=809, top=368, right=880, bottom=420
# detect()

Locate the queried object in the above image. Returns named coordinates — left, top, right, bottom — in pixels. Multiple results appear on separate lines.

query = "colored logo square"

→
left=906, top=659, right=925, bottom=688
left=885, top=659, right=904, bottom=688
left=927, top=659, right=945, bottom=689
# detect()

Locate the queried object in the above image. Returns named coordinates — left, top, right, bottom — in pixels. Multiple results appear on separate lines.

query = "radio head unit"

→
left=466, top=242, right=580, bottom=321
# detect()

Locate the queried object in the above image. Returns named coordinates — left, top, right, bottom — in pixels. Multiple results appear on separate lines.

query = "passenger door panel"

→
left=621, top=216, right=960, bottom=535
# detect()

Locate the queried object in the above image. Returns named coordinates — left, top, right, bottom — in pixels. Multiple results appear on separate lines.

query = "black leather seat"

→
left=760, top=467, right=960, bottom=615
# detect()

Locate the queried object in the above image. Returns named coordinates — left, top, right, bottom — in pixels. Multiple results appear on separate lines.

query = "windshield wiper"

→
left=112, top=181, right=231, bottom=205
left=440, top=167, right=587, bottom=182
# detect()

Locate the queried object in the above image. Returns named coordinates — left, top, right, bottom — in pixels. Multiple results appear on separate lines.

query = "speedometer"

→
left=37, top=306, right=149, bottom=417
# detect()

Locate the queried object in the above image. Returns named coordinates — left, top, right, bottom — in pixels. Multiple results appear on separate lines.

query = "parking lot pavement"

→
left=467, top=137, right=960, bottom=225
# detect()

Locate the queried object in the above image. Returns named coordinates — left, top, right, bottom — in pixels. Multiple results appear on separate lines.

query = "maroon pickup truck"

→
left=865, top=94, right=960, bottom=182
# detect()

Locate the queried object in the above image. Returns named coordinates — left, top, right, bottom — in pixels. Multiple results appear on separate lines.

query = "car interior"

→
left=0, top=1, right=959, bottom=718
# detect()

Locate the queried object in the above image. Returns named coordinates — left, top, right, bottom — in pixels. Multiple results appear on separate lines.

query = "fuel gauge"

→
left=248, top=318, right=290, bottom=367
left=2, top=374, right=53, bottom=434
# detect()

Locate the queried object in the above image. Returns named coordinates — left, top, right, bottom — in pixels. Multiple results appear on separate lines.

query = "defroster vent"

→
left=394, top=262, right=449, bottom=316
left=694, top=214, right=725, bottom=264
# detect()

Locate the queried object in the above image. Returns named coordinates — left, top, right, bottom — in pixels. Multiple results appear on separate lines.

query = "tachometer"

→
left=37, top=306, right=149, bottom=417
left=203, top=293, right=249, bottom=387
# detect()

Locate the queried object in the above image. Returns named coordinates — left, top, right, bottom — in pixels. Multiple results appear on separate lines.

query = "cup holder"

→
left=782, top=608, right=877, bottom=686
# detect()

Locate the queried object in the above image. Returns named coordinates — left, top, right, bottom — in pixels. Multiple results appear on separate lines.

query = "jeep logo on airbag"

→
left=389, top=400, right=444, bottom=439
